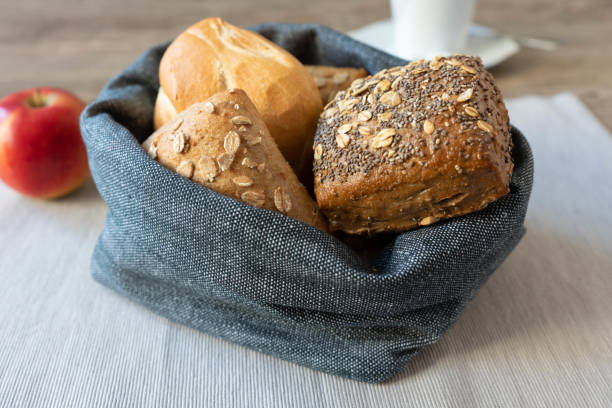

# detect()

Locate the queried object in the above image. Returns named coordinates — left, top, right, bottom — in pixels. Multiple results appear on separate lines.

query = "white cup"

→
left=390, top=0, right=477, bottom=60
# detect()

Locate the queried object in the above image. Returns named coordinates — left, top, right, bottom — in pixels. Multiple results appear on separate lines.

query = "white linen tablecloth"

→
left=0, top=93, right=611, bottom=407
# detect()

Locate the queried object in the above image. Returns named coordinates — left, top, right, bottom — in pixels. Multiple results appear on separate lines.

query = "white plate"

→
left=348, top=19, right=520, bottom=68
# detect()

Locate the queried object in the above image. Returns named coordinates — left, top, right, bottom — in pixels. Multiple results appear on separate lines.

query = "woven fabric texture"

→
left=80, top=23, right=533, bottom=383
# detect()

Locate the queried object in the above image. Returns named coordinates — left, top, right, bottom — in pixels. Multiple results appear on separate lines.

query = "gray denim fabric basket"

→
left=80, top=23, right=533, bottom=383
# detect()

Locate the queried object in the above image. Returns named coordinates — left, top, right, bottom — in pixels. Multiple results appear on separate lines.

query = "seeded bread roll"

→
left=154, top=18, right=323, bottom=183
left=145, top=89, right=327, bottom=231
left=306, top=65, right=368, bottom=104
left=313, top=55, right=513, bottom=234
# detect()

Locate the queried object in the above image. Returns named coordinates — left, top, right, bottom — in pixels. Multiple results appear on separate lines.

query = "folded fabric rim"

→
left=80, top=23, right=533, bottom=383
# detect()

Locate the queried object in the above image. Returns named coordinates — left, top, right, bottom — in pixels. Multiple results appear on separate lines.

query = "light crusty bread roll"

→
left=145, top=88, right=327, bottom=231
left=306, top=65, right=368, bottom=104
left=153, top=87, right=177, bottom=130
left=313, top=55, right=513, bottom=234
left=154, top=17, right=323, bottom=182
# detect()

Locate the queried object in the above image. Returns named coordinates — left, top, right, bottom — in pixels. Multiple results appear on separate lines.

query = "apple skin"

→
left=0, top=87, right=89, bottom=199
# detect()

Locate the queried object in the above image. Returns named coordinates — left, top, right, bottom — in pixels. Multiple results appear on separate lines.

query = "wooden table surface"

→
left=1, top=0, right=611, bottom=130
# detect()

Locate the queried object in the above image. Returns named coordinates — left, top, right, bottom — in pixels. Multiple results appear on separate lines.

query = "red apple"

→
left=0, top=87, right=89, bottom=199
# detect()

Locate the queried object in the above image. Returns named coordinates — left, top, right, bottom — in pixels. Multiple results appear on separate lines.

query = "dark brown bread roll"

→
left=313, top=55, right=513, bottom=234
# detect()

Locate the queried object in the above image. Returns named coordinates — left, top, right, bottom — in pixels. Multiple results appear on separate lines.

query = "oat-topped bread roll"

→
left=306, top=65, right=368, bottom=104
left=313, top=55, right=513, bottom=234
left=154, top=17, right=323, bottom=182
left=145, top=89, right=327, bottom=231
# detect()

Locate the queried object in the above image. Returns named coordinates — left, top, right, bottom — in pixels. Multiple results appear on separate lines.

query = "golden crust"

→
left=155, top=18, right=323, bottom=183
left=313, top=55, right=513, bottom=234
left=153, top=88, right=177, bottom=130
left=146, top=89, right=327, bottom=232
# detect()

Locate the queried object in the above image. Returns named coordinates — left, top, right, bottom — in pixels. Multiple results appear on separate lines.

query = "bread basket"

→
left=80, top=23, right=533, bottom=383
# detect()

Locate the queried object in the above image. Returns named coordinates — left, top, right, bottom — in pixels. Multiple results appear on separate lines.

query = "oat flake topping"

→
left=313, top=55, right=510, bottom=183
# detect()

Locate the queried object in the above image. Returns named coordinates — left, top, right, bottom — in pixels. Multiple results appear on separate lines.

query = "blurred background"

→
left=1, top=0, right=611, bottom=128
